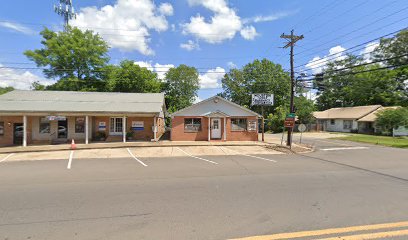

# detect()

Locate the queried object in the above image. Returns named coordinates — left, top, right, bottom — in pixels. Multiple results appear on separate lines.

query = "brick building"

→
left=0, top=90, right=166, bottom=147
left=170, top=96, right=261, bottom=141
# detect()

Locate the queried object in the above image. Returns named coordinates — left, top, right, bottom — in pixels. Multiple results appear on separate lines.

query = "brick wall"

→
left=0, top=116, right=33, bottom=146
left=171, top=116, right=258, bottom=141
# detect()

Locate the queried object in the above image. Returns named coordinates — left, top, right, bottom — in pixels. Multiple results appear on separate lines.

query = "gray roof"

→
left=0, top=90, right=165, bottom=114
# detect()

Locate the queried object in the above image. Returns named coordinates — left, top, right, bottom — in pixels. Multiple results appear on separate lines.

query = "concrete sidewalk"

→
left=0, top=140, right=266, bottom=154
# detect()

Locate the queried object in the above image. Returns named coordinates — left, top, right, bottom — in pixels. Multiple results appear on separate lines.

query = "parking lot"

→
left=0, top=138, right=407, bottom=240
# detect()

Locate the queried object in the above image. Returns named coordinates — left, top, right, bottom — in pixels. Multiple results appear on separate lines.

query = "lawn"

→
left=333, top=134, right=408, bottom=148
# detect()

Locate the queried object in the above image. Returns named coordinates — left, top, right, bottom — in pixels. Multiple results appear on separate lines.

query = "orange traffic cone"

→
left=71, top=139, right=76, bottom=150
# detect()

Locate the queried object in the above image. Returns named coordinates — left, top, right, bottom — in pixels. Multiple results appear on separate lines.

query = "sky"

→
left=0, top=0, right=407, bottom=102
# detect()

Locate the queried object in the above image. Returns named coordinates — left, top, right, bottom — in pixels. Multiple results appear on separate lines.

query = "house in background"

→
left=170, top=96, right=261, bottom=141
left=313, top=105, right=381, bottom=133
left=357, top=106, right=408, bottom=136
left=0, top=90, right=166, bottom=147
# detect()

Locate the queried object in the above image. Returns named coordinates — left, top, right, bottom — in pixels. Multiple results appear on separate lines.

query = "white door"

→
left=211, top=118, right=221, bottom=139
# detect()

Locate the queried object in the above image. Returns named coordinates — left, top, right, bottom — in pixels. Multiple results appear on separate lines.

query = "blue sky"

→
left=0, top=0, right=407, bottom=101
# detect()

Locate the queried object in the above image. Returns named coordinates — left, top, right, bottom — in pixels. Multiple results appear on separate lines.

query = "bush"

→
left=375, top=107, right=408, bottom=135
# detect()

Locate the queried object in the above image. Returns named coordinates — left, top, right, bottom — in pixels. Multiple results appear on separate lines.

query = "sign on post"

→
left=251, top=93, right=274, bottom=106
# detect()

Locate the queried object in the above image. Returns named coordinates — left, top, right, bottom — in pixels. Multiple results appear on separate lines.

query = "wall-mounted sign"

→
left=251, top=93, right=274, bottom=106
left=248, top=120, right=257, bottom=131
left=98, top=121, right=106, bottom=130
left=47, top=116, right=66, bottom=121
left=132, top=121, right=144, bottom=131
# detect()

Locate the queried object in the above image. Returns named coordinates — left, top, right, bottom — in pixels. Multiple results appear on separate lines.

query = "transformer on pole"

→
left=54, top=0, right=77, bottom=31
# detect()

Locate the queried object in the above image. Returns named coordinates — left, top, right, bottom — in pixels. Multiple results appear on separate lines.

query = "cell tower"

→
left=54, top=0, right=77, bottom=31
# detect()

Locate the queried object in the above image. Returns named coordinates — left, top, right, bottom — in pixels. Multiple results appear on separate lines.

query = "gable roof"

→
left=170, top=96, right=261, bottom=117
left=358, top=106, right=400, bottom=122
left=313, top=105, right=381, bottom=120
left=0, top=90, right=165, bottom=114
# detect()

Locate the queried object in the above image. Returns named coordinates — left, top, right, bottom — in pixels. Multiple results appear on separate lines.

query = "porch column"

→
left=85, top=115, right=89, bottom=144
left=23, top=115, right=27, bottom=147
left=153, top=116, right=157, bottom=141
left=123, top=116, right=126, bottom=143
left=208, top=117, right=211, bottom=141
left=223, top=117, right=227, bottom=141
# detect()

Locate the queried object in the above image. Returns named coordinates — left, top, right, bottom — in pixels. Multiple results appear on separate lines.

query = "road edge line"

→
left=126, top=148, right=148, bottom=167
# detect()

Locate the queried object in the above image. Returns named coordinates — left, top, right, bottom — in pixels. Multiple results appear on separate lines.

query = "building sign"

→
left=251, top=93, right=274, bottom=106
left=393, top=126, right=408, bottom=136
left=248, top=120, right=257, bottom=131
left=98, top=121, right=106, bottom=130
left=47, top=116, right=66, bottom=121
left=284, top=119, right=295, bottom=128
left=132, top=121, right=144, bottom=131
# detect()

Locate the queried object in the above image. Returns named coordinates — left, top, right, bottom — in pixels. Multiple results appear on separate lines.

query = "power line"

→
left=294, top=27, right=407, bottom=69
left=295, top=6, right=408, bottom=57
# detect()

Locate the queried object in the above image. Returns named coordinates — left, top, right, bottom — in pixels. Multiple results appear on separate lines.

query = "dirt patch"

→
left=264, top=143, right=313, bottom=154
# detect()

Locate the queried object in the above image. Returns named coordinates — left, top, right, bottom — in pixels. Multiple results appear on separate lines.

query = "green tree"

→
left=221, top=58, right=290, bottom=116
left=374, top=29, right=408, bottom=105
left=0, top=86, right=14, bottom=95
left=375, top=107, right=408, bottom=135
left=316, top=55, right=405, bottom=110
left=266, top=105, right=288, bottom=133
left=105, top=60, right=162, bottom=93
left=24, top=26, right=109, bottom=91
left=294, top=96, right=315, bottom=123
left=163, top=65, right=200, bottom=113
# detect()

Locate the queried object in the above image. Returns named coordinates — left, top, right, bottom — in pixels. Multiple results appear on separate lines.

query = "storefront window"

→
left=75, top=117, right=85, bottom=133
left=343, top=120, right=353, bottom=129
left=39, top=117, right=50, bottom=134
left=0, top=122, right=4, bottom=135
left=248, top=120, right=257, bottom=131
left=184, top=118, right=201, bottom=132
left=231, top=118, right=247, bottom=131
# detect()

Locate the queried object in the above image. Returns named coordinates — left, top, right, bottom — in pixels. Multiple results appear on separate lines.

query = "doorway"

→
left=58, top=120, right=68, bottom=138
left=13, top=123, right=23, bottom=145
left=211, top=118, right=221, bottom=139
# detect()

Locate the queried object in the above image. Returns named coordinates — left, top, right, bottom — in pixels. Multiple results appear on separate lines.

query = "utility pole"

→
left=280, top=30, right=304, bottom=147
left=54, top=0, right=77, bottom=31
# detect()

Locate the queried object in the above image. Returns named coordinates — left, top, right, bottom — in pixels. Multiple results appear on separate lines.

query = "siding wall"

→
left=324, top=119, right=358, bottom=132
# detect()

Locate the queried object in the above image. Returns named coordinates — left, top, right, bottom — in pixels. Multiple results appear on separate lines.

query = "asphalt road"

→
left=0, top=138, right=407, bottom=240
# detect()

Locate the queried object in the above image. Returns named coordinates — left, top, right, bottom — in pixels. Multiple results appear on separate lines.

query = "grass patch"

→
left=333, top=134, right=408, bottom=148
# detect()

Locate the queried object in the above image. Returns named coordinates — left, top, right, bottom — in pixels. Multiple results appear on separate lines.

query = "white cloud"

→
left=240, top=25, right=258, bottom=40
left=227, top=61, right=237, bottom=69
left=0, top=21, right=34, bottom=35
left=72, top=0, right=173, bottom=55
left=193, top=96, right=202, bottom=103
left=0, top=64, right=54, bottom=90
left=158, top=3, right=174, bottom=16
left=134, top=61, right=174, bottom=80
left=360, top=42, right=379, bottom=63
left=180, top=40, right=200, bottom=51
left=242, top=11, right=296, bottom=24
left=305, top=45, right=346, bottom=74
left=199, top=67, right=225, bottom=89
left=182, top=0, right=247, bottom=43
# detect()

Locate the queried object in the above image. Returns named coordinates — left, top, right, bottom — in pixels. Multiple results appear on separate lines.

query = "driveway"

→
left=0, top=139, right=407, bottom=239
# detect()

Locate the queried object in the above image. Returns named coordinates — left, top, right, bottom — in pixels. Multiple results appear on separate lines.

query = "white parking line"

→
left=176, top=147, right=219, bottom=165
left=67, top=151, right=74, bottom=169
left=321, top=147, right=369, bottom=151
left=126, top=148, right=148, bottom=167
left=0, top=153, right=14, bottom=163
left=221, top=147, right=277, bottom=163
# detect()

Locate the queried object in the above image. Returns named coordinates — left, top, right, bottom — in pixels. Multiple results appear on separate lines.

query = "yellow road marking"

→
left=230, top=221, right=408, bottom=240
left=317, top=229, right=408, bottom=240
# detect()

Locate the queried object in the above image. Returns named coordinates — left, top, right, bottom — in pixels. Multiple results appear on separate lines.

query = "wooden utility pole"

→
left=261, top=106, right=264, bottom=142
left=280, top=30, right=303, bottom=147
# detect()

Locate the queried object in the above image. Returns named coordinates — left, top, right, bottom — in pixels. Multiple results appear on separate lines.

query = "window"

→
left=110, top=117, right=123, bottom=134
left=330, top=119, right=335, bottom=125
left=0, top=122, right=4, bottom=136
left=75, top=117, right=85, bottom=133
left=248, top=120, right=257, bottom=131
left=184, top=118, right=201, bottom=132
left=39, top=117, right=50, bottom=134
left=231, top=118, right=247, bottom=131
left=343, top=120, right=353, bottom=130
